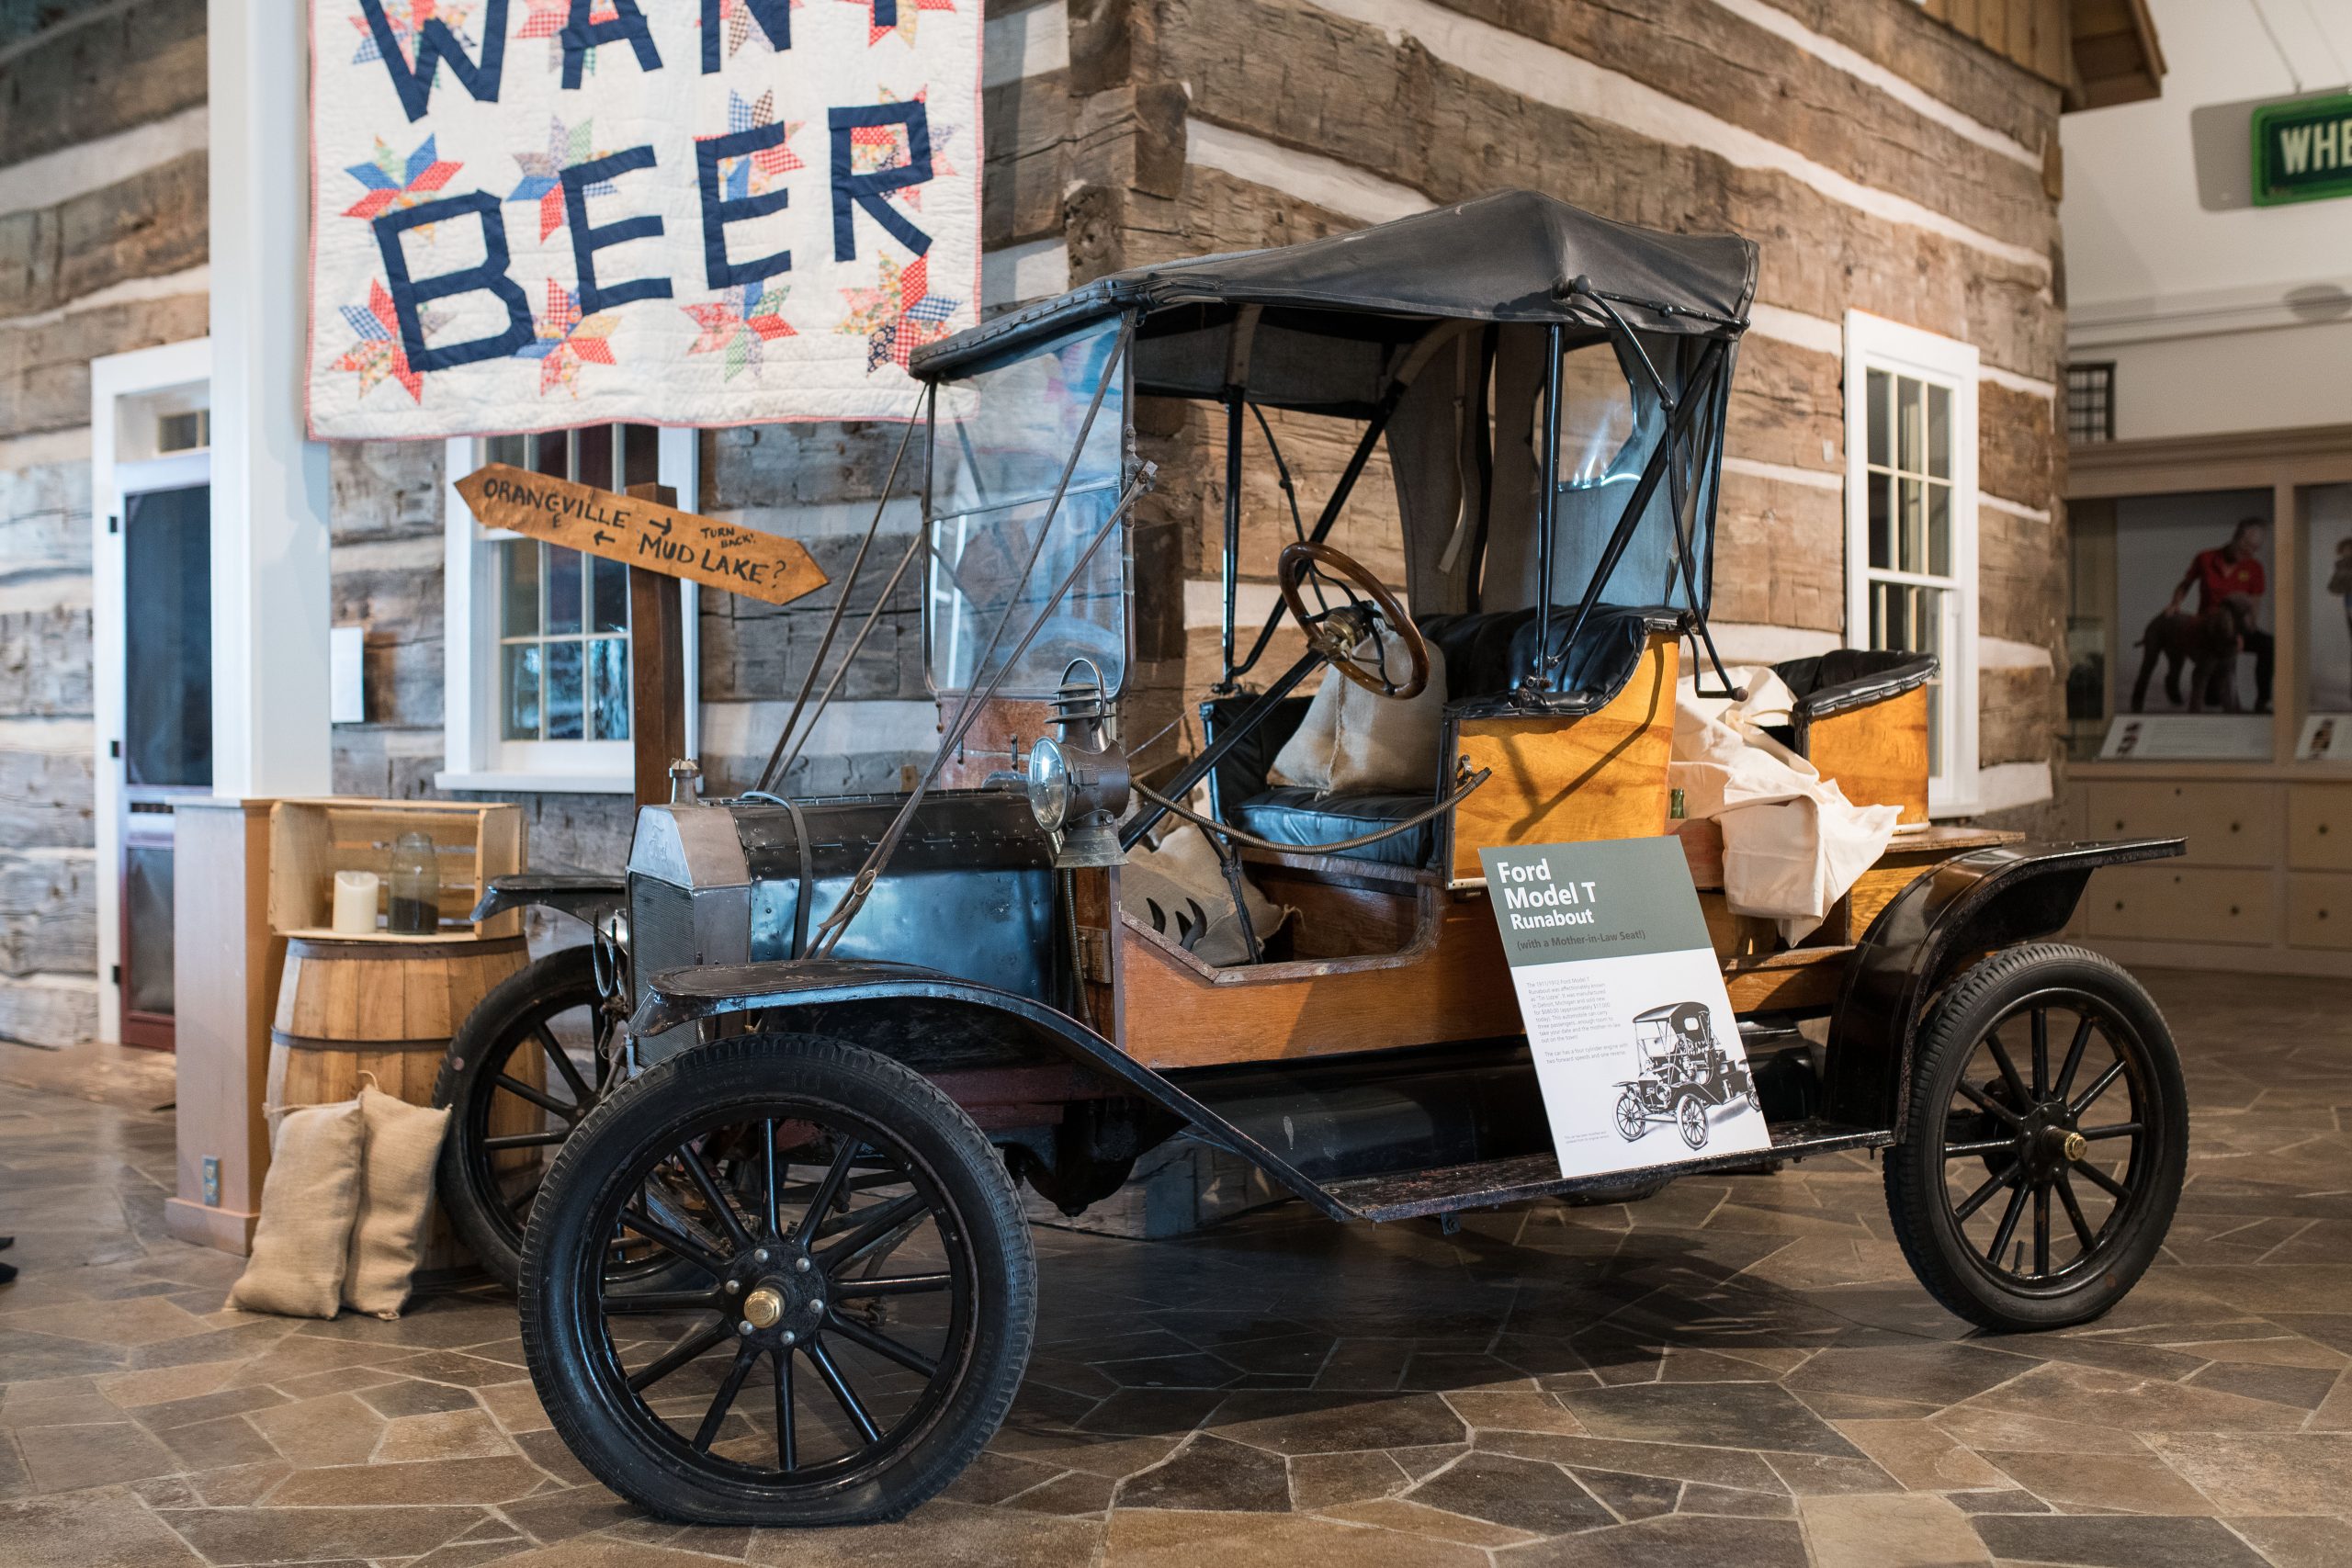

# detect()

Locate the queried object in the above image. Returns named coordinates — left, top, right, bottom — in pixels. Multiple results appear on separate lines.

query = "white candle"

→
left=332, top=870, right=380, bottom=934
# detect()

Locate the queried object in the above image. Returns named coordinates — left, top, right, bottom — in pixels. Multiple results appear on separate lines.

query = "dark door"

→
left=119, top=482, right=211, bottom=1050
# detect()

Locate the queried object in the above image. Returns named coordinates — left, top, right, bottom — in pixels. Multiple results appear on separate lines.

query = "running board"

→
left=1323, top=1119, right=1895, bottom=1223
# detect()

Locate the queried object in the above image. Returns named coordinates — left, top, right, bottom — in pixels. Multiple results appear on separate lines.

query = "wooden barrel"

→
left=268, top=934, right=536, bottom=1273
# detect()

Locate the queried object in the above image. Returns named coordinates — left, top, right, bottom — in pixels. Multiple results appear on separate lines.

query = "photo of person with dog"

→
left=2115, top=491, right=2276, bottom=719
left=2310, top=484, right=2352, bottom=716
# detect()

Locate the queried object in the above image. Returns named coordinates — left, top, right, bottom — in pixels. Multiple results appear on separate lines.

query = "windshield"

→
left=925, top=319, right=1127, bottom=696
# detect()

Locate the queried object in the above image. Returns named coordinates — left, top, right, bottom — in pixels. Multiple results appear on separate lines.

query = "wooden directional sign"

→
left=455, top=463, right=828, bottom=607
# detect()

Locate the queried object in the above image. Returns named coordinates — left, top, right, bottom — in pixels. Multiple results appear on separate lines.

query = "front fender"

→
left=628, top=957, right=1351, bottom=1220
left=1824, top=837, right=2182, bottom=1137
left=469, top=871, right=626, bottom=930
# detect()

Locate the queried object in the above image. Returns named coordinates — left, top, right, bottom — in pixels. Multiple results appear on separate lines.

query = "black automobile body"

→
left=436, top=191, right=2192, bottom=1528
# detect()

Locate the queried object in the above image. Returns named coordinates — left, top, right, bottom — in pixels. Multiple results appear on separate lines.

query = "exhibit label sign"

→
left=309, top=0, right=982, bottom=438
left=2253, top=92, right=2352, bottom=208
left=1479, top=838, right=1772, bottom=1180
left=456, top=463, right=827, bottom=605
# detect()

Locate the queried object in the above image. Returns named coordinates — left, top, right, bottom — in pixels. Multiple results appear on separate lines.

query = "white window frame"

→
left=436, top=427, right=699, bottom=793
left=1843, top=310, right=1981, bottom=817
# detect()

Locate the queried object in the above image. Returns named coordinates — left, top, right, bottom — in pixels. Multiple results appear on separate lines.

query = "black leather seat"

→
left=1201, top=604, right=1686, bottom=869
left=1767, top=649, right=1939, bottom=751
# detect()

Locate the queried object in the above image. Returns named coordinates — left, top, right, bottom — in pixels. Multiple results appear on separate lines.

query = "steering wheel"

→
left=1276, top=541, right=1431, bottom=701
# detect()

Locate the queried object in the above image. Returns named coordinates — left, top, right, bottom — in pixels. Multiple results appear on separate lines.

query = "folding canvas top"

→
left=910, top=189, right=1758, bottom=412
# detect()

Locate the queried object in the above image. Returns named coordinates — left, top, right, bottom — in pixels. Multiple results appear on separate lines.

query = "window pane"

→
left=500, top=539, right=540, bottom=637
left=1928, top=481, right=1951, bottom=578
left=1928, top=384, right=1951, bottom=479
left=591, top=554, right=628, bottom=634
left=1899, top=478, right=1924, bottom=574
left=486, top=434, right=526, bottom=468
left=1866, top=369, right=1890, bottom=468
left=123, top=484, right=213, bottom=788
left=545, top=641, right=585, bottom=739
left=124, top=843, right=175, bottom=1018
left=591, top=638, right=630, bottom=740
left=548, top=545, right=584, bottom=634
left=621, top=423, right=661, bottom=490
left=1897, top=376, right=1923, bottom=474
left=1869, top=472, right=1892, bottom=570
left=503, top=643, right=542, bottom=739
left=575, top=423, right=613, bottom=490
left=529, top=430, right=570, bottom=478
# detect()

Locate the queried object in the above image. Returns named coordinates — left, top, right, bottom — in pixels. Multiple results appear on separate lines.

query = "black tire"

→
left=519, top=1033, right=1035, bottom=1527
left=1883, top=943, right=2187, bottom=1333
left=434, top=946, right=612, bottom=1292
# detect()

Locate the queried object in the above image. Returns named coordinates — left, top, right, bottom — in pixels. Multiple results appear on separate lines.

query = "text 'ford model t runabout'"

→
left=466, top=193, right=2190, bottom=1527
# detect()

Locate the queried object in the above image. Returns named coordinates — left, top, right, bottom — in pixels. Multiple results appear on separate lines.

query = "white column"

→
left=206, top=0, right=333, bottom=798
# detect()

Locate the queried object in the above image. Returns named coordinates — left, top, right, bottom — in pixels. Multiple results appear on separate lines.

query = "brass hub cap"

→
left=2062, top=1130, right=2088, bottom=1164
left=741, top=1286, right=786, bottom=1329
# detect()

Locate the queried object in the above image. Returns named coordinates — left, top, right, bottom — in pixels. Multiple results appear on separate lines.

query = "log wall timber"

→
left=1151, top=0, right=2064, bottom=379
left=1415, top=0, right=2058, bottom=249
left=1078, top=0, right=2072, bottom=814
left=0, top=4, right=207, bottom=1045
left=0, top=0, right=207, bottom=171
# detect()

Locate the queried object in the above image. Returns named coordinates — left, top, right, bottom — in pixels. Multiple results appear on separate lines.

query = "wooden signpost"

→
left=455, top=464, right=830, bottom=807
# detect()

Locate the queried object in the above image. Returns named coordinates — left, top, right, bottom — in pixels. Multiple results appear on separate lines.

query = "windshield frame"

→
left=919, top=309, right=1139, bottom=702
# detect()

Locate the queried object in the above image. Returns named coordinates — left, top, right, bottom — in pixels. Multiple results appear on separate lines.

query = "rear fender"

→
left=1824, top=838, right=2183, bottom=1137
left=628, top=957, right=1351, bottom=1219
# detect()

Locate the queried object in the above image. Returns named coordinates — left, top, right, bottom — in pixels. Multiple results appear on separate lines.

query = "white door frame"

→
left=91, top=338, right=213, bottom=1045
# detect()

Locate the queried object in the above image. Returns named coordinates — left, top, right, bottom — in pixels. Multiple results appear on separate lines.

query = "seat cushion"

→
left=1234, top=786, right=1432, bottom=868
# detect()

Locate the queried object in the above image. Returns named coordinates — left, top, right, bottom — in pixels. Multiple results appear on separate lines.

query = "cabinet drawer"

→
left=2086, top=865, right=2278, bottom=945
left=2083, top=782, right=2281, bottom=867
left=2287, top=874, right=2352, bottom=951
left=2288, top=785, right=2352, bottom=872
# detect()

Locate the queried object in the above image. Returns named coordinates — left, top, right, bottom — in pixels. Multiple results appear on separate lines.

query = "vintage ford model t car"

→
left=443, top=192, right=2188, bottom=1528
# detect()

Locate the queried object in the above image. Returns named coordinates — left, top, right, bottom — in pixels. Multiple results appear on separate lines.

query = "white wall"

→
left=2062, top=0, right=2352, bottom=441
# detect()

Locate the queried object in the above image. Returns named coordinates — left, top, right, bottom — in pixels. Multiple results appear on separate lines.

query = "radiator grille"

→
left=627, top=873, right=697, bottom=1015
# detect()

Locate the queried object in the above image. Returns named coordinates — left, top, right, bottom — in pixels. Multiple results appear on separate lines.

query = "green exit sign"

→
left=2254, top=93, right=2352, bottom=207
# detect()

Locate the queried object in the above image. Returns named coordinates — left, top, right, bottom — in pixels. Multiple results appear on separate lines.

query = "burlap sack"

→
left=1326, top=637, right=1447, bottom=795
left=343, top=1086, right=452, bottom=1320
left=226, top=1100, right=366, bottom=1319
left=1269, top=630, right=1448, bottom=795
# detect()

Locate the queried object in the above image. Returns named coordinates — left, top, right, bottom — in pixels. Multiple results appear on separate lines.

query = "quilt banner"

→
left=309, top=0, right=981, bottom=439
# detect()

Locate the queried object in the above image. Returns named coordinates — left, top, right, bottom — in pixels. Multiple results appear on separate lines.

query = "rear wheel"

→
left=519, top=1033, right=1035, bottom=1526
left=1675, top=1093, right=1709, bottom=1150
left=434, top=947, right=615, bottom=1291
left=1883, top=943, right=2186, bottom=1332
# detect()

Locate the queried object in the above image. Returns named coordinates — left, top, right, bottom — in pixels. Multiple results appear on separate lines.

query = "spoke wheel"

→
left=435, top=948, right=677, bottom=1292
left=1885, top=943, right=2186, bottom=1332
left=1614, top=1092, right=1645, bottom=1142
left=1676, top=1094, right=1709, bottom=1150
left=520, top=1033, right=1035, bottom=1527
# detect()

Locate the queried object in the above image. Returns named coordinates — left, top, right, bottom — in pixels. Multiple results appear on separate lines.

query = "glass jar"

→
left=386, top=831, right=438, bottom=936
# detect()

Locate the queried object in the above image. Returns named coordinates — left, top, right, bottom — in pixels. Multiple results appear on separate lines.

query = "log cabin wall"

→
left=0, top=0, right=209, bottom=1046
left=1057, top=0, right=2082, bottom=830
left=0, top=0, right=2132, bottom=1048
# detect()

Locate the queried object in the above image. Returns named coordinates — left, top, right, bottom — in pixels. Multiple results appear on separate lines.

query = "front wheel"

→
left=520, top=1033, right=1035, bottom=1526
left=1883, top=943, right=2187, bottom=1333
left=1614, top=1092, right=1645, bottom=1142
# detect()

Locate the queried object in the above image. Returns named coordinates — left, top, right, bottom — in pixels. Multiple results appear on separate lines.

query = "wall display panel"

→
left=2309, top=483, right=2352, bottom=716
left=2071, top=488, right=2277, bottom=761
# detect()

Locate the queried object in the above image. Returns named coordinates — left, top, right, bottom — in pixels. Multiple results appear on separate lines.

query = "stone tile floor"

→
left=3, top=967, right=2350, bottom=1567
